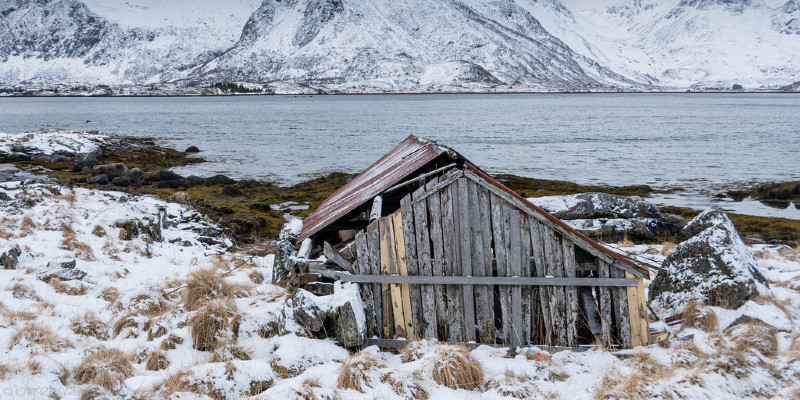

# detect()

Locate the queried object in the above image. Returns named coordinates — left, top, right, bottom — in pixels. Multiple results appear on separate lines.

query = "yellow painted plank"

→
left=386, top=215, right=407, bottom=339
left=379, top=218, right=394, bottom=339
left=391, top=211, right=415, bottom=340
left=625, top=272, right=649, bottom=347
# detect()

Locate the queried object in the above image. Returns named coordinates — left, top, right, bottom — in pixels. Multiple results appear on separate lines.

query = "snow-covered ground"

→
left=1, top=136, right=799, bottom=399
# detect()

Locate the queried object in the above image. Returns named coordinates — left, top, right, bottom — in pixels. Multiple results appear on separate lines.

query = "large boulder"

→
left=1, top=244, right=21, bottom=269
left=649, top=207, right=769, bottom=317
left=92, top=163, right=128, bottom=179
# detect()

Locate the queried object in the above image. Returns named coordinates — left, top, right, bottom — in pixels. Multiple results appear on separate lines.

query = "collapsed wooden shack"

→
left=276, top=135, right=650, bottom=349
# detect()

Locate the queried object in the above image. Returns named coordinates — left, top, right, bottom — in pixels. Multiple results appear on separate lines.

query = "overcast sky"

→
left=560, top=0, right=621, bottom=11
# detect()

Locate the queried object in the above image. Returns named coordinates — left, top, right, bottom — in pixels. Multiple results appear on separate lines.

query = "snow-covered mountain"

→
left=0, top=0, right=798, bottom=91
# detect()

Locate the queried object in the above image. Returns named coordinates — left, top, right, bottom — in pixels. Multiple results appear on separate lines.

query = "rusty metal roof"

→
left=298, top=135, right=458, bottom=241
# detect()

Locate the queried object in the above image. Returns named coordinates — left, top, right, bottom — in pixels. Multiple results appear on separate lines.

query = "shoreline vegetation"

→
left=8, top=132, right=799, bottom=245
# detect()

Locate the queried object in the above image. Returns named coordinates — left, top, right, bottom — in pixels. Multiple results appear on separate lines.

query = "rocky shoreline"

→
left=3, top=129, right=799, bottom=245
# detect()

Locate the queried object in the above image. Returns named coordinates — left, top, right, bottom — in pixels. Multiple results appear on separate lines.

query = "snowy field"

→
left=0, top=135, right=799, bottom=399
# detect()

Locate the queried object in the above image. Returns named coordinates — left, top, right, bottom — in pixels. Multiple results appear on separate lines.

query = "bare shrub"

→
left=681, top=300, right=718, bottom=332
left=112, top=313, right=151, bottom=338
left=73, top=348, right=133, bottom=392
left=337, top=351, right=385, bottom=392
left=145, top=351, right=169, bottom=371
left=660, top=242, right=677, bottom=256
left=188, top=300, right=240, bottom=351
left=71, top=313, right=109, bottom=340
left=9, top=323, right=73, bottom=352
left=430, top=345, right=484, bottom=390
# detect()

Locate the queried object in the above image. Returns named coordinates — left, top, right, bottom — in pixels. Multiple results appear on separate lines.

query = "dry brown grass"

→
left=112, top=313, right=151, bottom=338
left=71, top=313, right=110, bottom=340
left=382, top=371, right=429, bottom=400
left=430, top=345, right=484, bottom=390
left=681, top=300, right=718, bottom=332
left=60, top=224, right=96, bottom=261
left=400, top=340, right=433, bottom=363
left=337, top=351, right=385, bottom=393
left=73, top=348, right=133, bottom=392
left=11, top=283, right=40, bottom=301
left=92, top=225, right=106, bottom=237
left=485, top=369, right=536, bottom=399
left=145, top=351, right=169, bottom=371
left=778, top=243, right=800, bottom=261
left=125, top=290, right=171, bottom=317
left=160, top=334, right=184, bottom=350
left=49, top=278, right=88, bottom=296
left=660, top=241, right=677, bottom=256
left=0, top=303, right=37, bottom=324
left=100, top=287, right=119, bottom=303
left=752, top=249, right=773, bottom=259
left=594, top=371, right=649, bottom=400
left=9, top=323, right=73, bottom=352
left=162, top=370, right=195, bottom=398
left=730, top=323, right=778, bottom=358
left=20, top=216, right=37, bottom=235
left=248, top=270, right=264, bottom=284
left=617, top=235, right=635, bottom=248
left=0, top=363, right=9, bottom=380
left=183, top=269, right=240, bottom=311
left=210, top=343, right=252, bottom=362
left=188, top=300, right=240, bottom=351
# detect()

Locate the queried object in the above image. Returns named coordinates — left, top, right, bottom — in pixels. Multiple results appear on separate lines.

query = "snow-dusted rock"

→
left=0, top=244, right=21, bottom=269
left=291, top=291, right=326, bottom=333
left=649, top=207, right=769, bottom=317
left=38, top=267, right=87, bottom=282
left=92, top=162, right=128, bottom=178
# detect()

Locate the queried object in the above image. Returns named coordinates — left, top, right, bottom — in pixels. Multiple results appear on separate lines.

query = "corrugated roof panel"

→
left=298, top=135, right=454, bottom=241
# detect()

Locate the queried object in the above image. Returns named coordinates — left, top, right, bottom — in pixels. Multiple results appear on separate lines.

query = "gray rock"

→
left=330, top=300, right=365, bottom=348
left=72, top=160, right=99, bottom=172
left=794, top=184, right=800, bottom=195
left=46, top=259, right=76, bottom=269
left=150, top=170, right=185, bottom=182
left=169, top=191, right=190, bottom=205
left=8, top=152, right=30, bottom=161
left=92, top=163, right=128, bottom=178
left=89, top=174, right=109, bottom=185
left=184, top=146, right=200, bottom=153
left=125, top=168, right=145, bottom=181
left=38, top=268, right=87, bottom=282
left=292, top=292, right=326, bottom=332
left=533, top=192, right=663, bottom=220
left=303, top=282, right=335, bottom=296
left=649, top=207, right=769, bottom=317
left=111, top=176, right=131, bottom=187
left=187, top=175, right=205, bottom=186
left=272, top=239, right=296, bottom=287
left=157, top=179, right=187, bottom=189
left=1, top=245, right=21, bottom=269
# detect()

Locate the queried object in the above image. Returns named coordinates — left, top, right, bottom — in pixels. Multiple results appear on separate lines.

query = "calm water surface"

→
left=1, top=93, right=798, bottom=218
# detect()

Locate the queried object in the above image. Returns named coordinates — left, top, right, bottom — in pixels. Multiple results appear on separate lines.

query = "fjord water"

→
left=2, top=93, right=798, bottom=218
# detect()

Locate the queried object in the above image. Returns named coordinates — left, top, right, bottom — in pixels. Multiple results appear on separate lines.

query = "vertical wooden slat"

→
left=355, top=231, right=376, bottom=338
left=611, top=264, right=632, bottom=348
left=427, top=179, right=448, bottom=340
left=530, top=219, right=551, bottom=345
left=367, top=220, right=382, bottom=338
left=457, top=178, right=475, bottom=341
left=390, top=211, right=414, bottom=339
left=412, top=184, right=437, bottom=340
left=490, top=194, right=511, bottom=345
left=519, top=213, right=532, bottom=346
left=508, top=208, right=523, bottom=348
left=378, top=218, right=394, bottom=339
left=626, top=271, right=649, bottom=347
left=562, top=238, right=579, bottom=347
left=472, top=182, right=495, bottom=343
left=442, top=181, right=464, bottom=342
left=543, top=229, right=567, bottom=346
left=401, top=194, right=423, bottom=339
left=598, top=260, right=614, bottom=348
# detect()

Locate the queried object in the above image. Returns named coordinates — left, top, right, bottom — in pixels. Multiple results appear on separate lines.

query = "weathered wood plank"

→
left=442, top=181, right=464, bottom=342
left=462, top=170, right=648, bottom=279
left=473, top=182, right=495, bottom=343
left=390, top=211, right=414, bottom=339
left=508, top=208, right=523, bottom=348
left=338, top=275, right=638, bottom=286
left=457, top=178, right=476, bottom=341
left=490, top=193, right=510, bottom=345
left=378, top=218, right=394, bottom=339
left=354, top=231, right=376, bottom=338
left=370, top=196, right=383, bottom=222
left=401, top=194, right=423, bottom=339
left=598, top=260, right=614, bottom=348
left=426, top=178, right=448, bottom=339
left=323, top=241, right=353, bottom=273
left=530, top=219, right=551, bottom=345
left=544, top=229, right=567, bottom=346
left=562, top=238, right=579, bottom=347
left=626, top=271, right=649, bottom=347
left=412, top=184, right=436, bottom=340
left=366, top=220, right=382, bottom=338
left=611, top=263, right=632, bottom=348
left=519, top=213, right=532, bottom=346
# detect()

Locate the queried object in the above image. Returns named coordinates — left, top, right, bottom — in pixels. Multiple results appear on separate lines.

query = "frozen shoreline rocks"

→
left=649, top=207, right=770, bottom=317
left=529, top=192, right=686, bottom=241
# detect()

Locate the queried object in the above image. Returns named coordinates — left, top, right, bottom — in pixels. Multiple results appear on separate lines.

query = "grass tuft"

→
left=430, top=345, right=484, bottom=390
left=188, top=300, right=240, bottom=352
left=73, top=348, right=133, bottom=392
left=9, top=323, right=73, bottom=352
left=71, top=313, right=110, bottom=340
left=681, top=300, right=718, bottom=332
left=337, top=351, right=385, bottom=393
